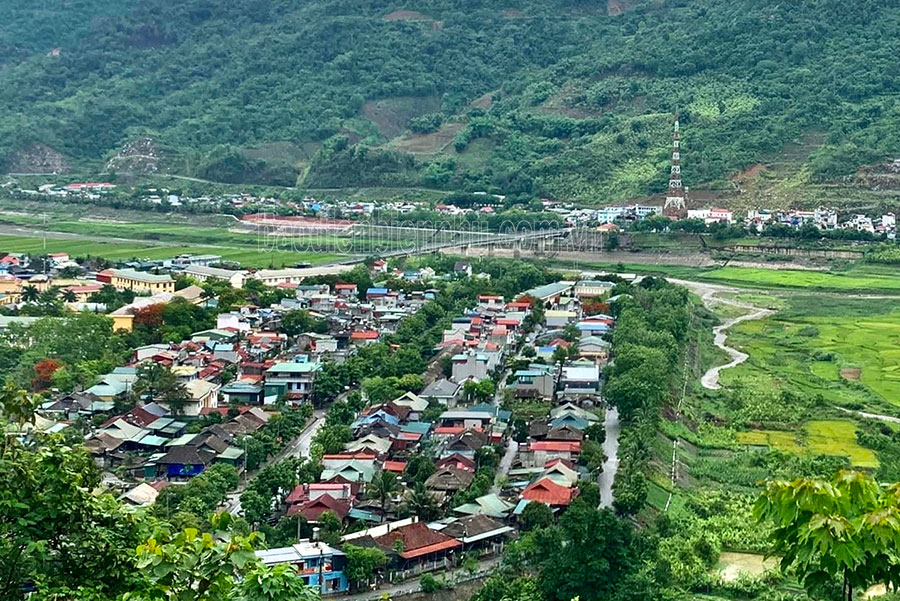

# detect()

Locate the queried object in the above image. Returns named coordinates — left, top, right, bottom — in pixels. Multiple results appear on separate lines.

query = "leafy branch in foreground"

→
left=755, top=470, right=900, bottom=601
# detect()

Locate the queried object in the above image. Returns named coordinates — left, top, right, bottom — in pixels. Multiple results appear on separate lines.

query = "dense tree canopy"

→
left=2, top=0, right=899, bottom=199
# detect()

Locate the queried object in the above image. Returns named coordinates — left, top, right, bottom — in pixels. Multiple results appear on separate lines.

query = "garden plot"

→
left=736, top=420, right=877, bottom=468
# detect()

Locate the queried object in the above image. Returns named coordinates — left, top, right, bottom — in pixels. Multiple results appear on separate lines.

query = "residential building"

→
left=255, top=541, right=349, bottom=595
left=172, top=254, right=222, bottom=268
left=521, top=281, right=574, bottom=304
left=183, top=265, right=247, bottom=288
left=265, top=360, right=321, bottom=403
left=560, top=364, right=600, bottom=397
left=545, top=309, right=577, bottom=328
left=574, top=280, right=614, bottom=298
left=528, top=441, right=581, bottom=467
left=513, top=365, right=556, bottom=400
left=520, top=477, right=578, bottom=508
left=221, top=383, right=265, bottom=405
left=451, top=351, right=490, bottom=382
left=420, top=378, right=461, bottom=407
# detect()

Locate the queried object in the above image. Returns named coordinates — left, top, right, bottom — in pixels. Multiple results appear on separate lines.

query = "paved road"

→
left=226, top=410, right=326, bottom=516
left=597, top=406, right=620, bottom=509
left=280, top=412, right=326, bottom=461
left=492, top=439, right=518, bottom=494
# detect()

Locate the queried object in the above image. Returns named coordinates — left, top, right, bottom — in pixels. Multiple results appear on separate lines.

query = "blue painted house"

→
left=155, top=446, right=216, bottom=479
left=255, top=541, right=349, bottom=594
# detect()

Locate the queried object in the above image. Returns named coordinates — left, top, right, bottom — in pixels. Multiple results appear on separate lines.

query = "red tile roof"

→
left=436, top=453, right=476, bottom=472
left=530, top=441, right=581, bottom=453
left=434, top=426, right=466, bottom=436
left=374, top=522, right=462, bottom=559
left=351, top=330, right=380, bottom=340
left=383, top=460, right=407, bottom=473
left=285, top=484, right=308, bottom=505
left=495, top=318, right=520, bottom=326
left=289, top=494, right=350, bottom=522
left=545, top=458, right=576, bottom=470
left=521, top=478, right=578, bottom=506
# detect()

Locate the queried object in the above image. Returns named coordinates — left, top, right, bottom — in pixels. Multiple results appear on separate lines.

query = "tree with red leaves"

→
left=132, top=303, right=165, bottom=330
left=32, top=358, right=62, bottom=391
left=582, top=299, right=611, bottom=317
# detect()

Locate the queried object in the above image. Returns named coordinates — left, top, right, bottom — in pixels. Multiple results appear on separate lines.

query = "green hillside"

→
left=2, top=0, right=900, bottom=203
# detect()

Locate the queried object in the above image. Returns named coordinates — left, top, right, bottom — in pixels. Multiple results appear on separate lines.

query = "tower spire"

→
left=663, top=110, right=687, bottom=219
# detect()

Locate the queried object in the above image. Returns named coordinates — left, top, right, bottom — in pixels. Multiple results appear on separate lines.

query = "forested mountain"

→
left=2, top=0, right=899, bottom=202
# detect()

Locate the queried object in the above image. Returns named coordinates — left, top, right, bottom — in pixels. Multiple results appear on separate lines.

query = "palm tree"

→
left=60, top=289, right=77, bottom=303
left=402, top=483, right=441, bottom=521
left=368, top=470, right=400, bottom=517
left=21, top=285, right=39, bottom=303
left=38, top=287, right=59, bottom=304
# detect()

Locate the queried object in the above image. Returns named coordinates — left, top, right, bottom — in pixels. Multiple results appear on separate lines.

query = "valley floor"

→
left=644, top=271, right=900, bottom=597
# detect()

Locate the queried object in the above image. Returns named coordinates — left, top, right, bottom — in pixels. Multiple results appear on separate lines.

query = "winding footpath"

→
left=701, top=301, right=774, bottom=390
left=666, top=278, right=774, bottom=390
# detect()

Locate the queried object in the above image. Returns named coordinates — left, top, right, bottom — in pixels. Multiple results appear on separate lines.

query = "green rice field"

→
left=724, top=296, right=900, bottom=410
left=736, top=420, right=877, bottom=467
left=569, top=260, right=900, bottom=294
left=0, top=234, right=343, bottom=268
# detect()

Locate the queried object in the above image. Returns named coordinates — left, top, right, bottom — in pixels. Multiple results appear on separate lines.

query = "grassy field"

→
left=723, top=295, right=900, bottom=411
left=567, top=259, right=900, bottom=294
left=0, top=212, right=406, bottom=254
left=0, top=234, right=343, bottom=268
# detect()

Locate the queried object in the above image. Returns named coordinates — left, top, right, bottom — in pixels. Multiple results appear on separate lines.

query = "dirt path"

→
left=666, top=279, right=774, bottom=390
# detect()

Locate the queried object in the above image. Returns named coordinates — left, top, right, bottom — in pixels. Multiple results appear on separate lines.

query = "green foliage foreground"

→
left=0, top=431, right=319, bottom=601
left=756, top=470, right=900, bottom=601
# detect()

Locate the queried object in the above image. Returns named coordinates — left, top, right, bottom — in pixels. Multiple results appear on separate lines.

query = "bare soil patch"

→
left=383, top=10, right=430, bottom=21
left=840, top=367, right=861, bottom=381
left=362, top=96, right=442, bottom=139
left=391, top=122, right=464, bottom=155
left=732, top=163, right=766, bottom=181
left=471, top=91, right=496, bottom=111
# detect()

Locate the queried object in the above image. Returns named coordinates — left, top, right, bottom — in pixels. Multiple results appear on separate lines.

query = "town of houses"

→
left=7, top=248, right=628, bottom=595
left=6, top=179, right=899, bottom=239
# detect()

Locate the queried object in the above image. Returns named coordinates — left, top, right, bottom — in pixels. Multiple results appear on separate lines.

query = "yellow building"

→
left=108, top=285, right=206, bottom=332
left=102, top=268, right=175, bottom=294
left=0, top=275, right=22, bottom=304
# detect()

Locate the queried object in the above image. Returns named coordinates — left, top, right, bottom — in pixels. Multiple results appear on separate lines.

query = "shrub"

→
left=420, top=573, right=446, bottom=593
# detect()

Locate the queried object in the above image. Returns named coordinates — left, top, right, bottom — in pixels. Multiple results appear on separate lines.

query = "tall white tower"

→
left=663, top=112, right=687, bottom=219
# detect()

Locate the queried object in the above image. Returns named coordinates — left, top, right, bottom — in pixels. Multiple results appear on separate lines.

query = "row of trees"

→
left=604, top=277, right=691, bottom=517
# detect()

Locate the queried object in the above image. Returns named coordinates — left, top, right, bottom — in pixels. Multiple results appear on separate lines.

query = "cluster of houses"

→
left=14, top=254, right=622, bottom=595
left=747, top=207, right=897, bottom=236
left=23, top=272, right=452, bottom=484
left=250, top=277, right=619, bottom=592
left=256, top=388, right=516, bottom=592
